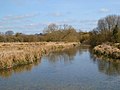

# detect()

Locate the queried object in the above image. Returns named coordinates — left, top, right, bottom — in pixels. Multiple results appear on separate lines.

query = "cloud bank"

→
left=100, top=8, right=110, bottom=13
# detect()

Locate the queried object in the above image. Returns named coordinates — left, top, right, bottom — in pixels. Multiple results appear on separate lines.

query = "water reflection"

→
left=1, top=46, right=120, bottom=90
left=90, top=51, right=120, bottom=76
left=1, top=46, right=120, bottom=78
left=45, top=47, right=79, bottom=64
left=0, top=59, right=41, bottom=78
left=0, top=47, right=81, bottom=78
left=0, top=46, right=92, bottom=78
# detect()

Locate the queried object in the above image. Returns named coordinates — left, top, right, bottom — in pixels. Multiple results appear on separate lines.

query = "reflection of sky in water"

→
left=0, top=47, right=120, bottom=90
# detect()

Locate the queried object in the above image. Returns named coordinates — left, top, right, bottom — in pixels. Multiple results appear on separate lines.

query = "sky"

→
left=0, top=0, right=120, bottom=34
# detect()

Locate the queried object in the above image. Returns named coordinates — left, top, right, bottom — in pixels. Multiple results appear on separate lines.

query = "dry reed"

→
left=94, top=43, right=120, bottom=59
left=0, top=42, right=79, bottom=69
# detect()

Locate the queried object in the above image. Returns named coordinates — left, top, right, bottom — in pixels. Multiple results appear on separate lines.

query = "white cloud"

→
left=2, top=13, right=40, bottom=20
left=51, top=19, right=97, bottom=25
left=100, top=8, right=110, bottom=13
left=47, top=12, right=64, bottom=17
left=47, top=11, right=72, bottom=17
left=0, top=23, right=45, bottom=30
left=12, top=0, right=45, bottom=5
left=23, top=23, right=46, bottom=29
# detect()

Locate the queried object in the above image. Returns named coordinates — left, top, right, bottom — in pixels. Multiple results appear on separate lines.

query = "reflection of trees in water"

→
left=46, top=46, right=90, bottom=64
left=0, top=46, right=91, bottom=78
left=46, top=47, right=79, bottom=64
left=97, top=59, right=120, bottom=76
left=0, top=59, right=41, bottom=78
left=90, top=52, right=120, bottom=76
left=78, top=46, right=90, bottom=55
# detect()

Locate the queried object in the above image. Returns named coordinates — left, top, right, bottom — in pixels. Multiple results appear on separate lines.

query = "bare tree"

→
left=97, top=15, right=120, bottom=41
left=43, top=23, right=58, bottom=33
left=5, top=30, right=14, bottom=35
left=90, top=15, right=120, bottom=46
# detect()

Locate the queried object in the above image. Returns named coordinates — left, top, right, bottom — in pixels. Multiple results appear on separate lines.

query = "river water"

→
left=0, top=47, right=120, bottom=90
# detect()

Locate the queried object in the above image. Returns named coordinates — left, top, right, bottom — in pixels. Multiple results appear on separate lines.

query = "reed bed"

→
left=94, top=43, right=120, bottom=59
left=0, top=42, right=79, bottom=69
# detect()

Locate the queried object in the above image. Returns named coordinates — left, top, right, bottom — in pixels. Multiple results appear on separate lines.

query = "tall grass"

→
left=94, top=43, right=120, bottom=59
left=0, top=42, right=79, bottom=69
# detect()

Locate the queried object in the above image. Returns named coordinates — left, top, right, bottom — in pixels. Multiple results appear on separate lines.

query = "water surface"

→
left=0, top=47, right=120, bottom=90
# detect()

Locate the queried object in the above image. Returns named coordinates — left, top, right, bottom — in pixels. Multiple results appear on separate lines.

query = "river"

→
left=0, top=46, right=120, bottom=90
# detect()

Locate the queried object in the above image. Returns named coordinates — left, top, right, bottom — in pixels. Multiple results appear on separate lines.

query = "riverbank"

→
left=0, top=42, right=80, bottom=69
left=93, top=43, right=120, bottom=59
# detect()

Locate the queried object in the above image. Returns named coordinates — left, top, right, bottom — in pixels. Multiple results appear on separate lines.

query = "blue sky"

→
left=0, top=0, right=120, bottom=34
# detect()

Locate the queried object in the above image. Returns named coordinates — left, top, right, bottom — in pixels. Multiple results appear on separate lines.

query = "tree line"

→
left=0, top=24, right=89, bottom=43
left=0, top=14, right=119, bottom=45
left=89, top=15, right=120, bottom=46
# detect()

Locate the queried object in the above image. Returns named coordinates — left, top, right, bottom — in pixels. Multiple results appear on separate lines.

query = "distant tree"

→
left=97, top=15, right=119, bottom=42
left=5, top=30, right=14, bottom=35
left=0, top=32, right=4, bottom=35
left=43, top=23, right=58, bottom=33
left=42, top=23, right=81, bottom=42
left=0, top=35, right=5, bottom=42
left=89, top=15, right=120, bottom=46
left=35, top=33, right=43, bottom=36
left=15, top=33, right=23, bottom=37
left=113, top=25, right=119, bottom=42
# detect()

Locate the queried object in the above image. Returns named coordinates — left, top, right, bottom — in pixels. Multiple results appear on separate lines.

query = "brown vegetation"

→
left=90, top=15, right=120, bottom=46
left=0, top=24, right=90, bottom=44
left=0, top=42, right=79, bottom=69
left=0, top=60, right=41, bottom=78
left=93, top=43, right=120, bottom=59
left=89, top=15, right=120, bottom=60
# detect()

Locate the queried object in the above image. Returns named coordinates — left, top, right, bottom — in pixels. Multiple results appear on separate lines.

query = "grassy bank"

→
left=0, top=42, right=79, bottom=69
left=93, top=43, right=120, bottom=59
